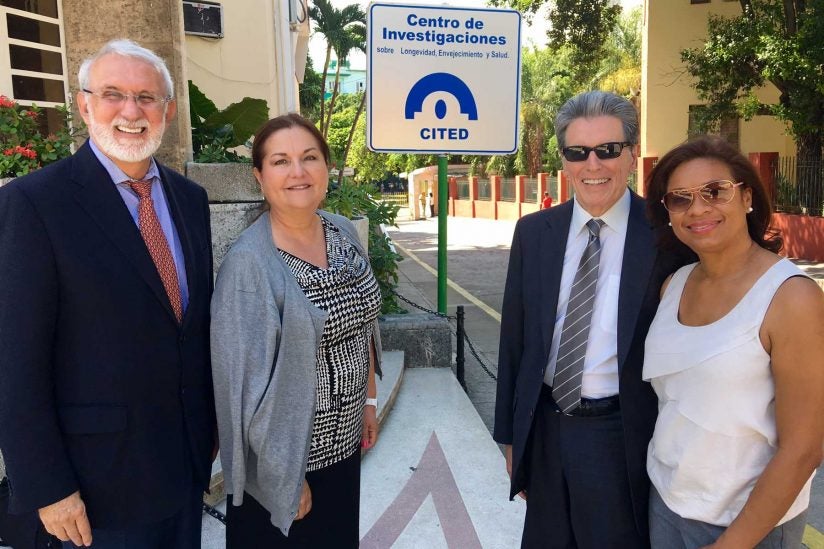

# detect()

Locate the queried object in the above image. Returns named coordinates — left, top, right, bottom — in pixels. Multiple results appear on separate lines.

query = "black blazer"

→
left=0, top=142, right=215, bottom=529
left=493, top=193, right=681, bottom=535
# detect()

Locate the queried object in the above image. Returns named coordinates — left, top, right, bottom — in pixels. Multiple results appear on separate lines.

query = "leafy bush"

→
left=0, top=97, right=81, bottom=178
left=188, top=81, right=268, bottom=163
left=324, top=179, right=405, bottom=314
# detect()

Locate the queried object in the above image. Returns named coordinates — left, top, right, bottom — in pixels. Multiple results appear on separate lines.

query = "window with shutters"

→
left=0, top=0, right=69, bottom=136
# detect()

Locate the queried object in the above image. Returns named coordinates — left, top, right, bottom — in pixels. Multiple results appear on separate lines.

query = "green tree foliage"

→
left=299, top=55, right=324, bottom=123
left=681, top=0, right=823, bottom=210
left=491, top=0, right=620, bottom=83
left=595, top=7, right=642, bottom=97
left=325, top=92, right=361, bottom=166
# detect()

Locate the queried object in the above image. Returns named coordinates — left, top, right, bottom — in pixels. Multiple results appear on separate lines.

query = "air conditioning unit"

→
left=183, top=1, right=224, bottom=38
left=288, top=0, right=308, bottom=25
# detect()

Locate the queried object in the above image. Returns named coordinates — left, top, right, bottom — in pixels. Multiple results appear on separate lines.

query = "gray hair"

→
left=555, top=91, right=638, bottom=149
left=78, top=39, right=174, bottom=97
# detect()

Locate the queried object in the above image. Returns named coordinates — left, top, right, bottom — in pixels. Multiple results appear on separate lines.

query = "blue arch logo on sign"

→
left=367, top=3, right=521, bottom=155
left=405, top=73, right=477, bottom=140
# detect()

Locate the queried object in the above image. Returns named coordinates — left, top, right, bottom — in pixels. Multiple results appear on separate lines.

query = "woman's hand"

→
left=362, top=404, right=379, bottom=451
left=295, top=479, right=312, bottom=520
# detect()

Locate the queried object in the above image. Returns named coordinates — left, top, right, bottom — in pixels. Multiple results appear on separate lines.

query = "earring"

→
left=667, top=221, right=672, bottom=227
left=747, top=207, right=753, bottom=213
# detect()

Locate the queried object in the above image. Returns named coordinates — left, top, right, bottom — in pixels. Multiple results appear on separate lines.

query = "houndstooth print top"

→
left=280, top=216, right=381, bottom=471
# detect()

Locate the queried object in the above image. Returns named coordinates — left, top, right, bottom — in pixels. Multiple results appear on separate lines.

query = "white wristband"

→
left=365, top=397, right=378, bottom=408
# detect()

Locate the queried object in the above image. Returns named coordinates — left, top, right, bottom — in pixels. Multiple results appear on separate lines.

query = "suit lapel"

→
left=616, top=195, right=656, bottom=371
left=70, top=143, right=179, bottom=325
left=539, top=202, right=573, bottom=357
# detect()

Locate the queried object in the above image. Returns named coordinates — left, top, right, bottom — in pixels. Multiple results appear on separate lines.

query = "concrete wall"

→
left=496, top=201, right=520, bottom=221
left=474, top=200, right=495, bottom=219
left=521, top=203, right=540, bottom=216
left=642, top=0, right=795, bottom=159
left=379, top=314, right=451, bottom=369
left=62, top=0, right=192, bottom=172
left=453, top=199, right=474, bottom=217
left=772, top=213, right=824, bottom=262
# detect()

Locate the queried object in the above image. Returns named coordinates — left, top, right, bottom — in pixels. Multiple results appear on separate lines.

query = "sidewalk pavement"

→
left=202, top=350, right=524, bottom=548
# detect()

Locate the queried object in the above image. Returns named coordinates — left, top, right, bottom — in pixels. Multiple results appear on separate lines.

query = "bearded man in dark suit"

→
left=0, top=39, right=214, bottom=548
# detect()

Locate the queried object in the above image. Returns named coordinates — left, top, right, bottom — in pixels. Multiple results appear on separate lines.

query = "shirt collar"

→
left=571, top=187, right=631, bottom=237
left=88, top=138, right=160, bottom=186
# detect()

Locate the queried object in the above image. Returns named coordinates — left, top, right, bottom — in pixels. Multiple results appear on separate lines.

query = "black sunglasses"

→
left=561, top=142, right=634, bottom=162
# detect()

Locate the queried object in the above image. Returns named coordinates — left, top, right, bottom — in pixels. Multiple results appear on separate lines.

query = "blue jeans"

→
left=649, top=487, right=807, bottom=549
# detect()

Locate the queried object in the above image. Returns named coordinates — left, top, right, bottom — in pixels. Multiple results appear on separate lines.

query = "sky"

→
left=307, top=0, right=643, bottom=72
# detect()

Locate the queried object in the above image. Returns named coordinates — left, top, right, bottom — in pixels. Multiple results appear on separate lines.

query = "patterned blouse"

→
left=280, top=216, right=382, bottom=471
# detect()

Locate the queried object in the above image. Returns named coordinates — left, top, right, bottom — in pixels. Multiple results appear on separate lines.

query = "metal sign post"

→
left=437, top=154, right=448, bottom=312
left=367, top=2, right=522, bottom=313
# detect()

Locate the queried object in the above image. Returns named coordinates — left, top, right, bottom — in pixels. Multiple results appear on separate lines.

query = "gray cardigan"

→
left=210, top=210, right=382, bottom=535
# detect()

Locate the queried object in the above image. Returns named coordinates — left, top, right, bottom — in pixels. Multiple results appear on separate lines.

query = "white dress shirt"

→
left=543, top=189, right=630, bottom=398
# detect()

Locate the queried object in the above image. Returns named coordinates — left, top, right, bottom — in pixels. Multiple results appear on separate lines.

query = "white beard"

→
left=88, top=107, right=165, bottom=164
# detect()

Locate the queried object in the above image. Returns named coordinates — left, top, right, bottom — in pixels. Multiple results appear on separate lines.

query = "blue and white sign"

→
left=367, top=3, right=521, bottom=154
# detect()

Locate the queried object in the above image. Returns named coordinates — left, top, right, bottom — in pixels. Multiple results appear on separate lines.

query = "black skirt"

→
left=226, top=451, right=361, bottom=548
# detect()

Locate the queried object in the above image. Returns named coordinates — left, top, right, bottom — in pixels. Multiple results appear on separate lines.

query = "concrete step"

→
left=359, top=368, right=525, bottom=548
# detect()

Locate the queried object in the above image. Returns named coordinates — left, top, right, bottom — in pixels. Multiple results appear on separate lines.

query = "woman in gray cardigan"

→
left=211, top=114, right=382, bottom=548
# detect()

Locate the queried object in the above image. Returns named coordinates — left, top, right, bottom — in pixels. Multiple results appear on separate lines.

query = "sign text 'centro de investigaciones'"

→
left=367, top=3, right=521, bottom=154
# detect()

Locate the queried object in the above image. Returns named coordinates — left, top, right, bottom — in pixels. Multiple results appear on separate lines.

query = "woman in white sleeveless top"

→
left=642, top=137, right=824, bottom=548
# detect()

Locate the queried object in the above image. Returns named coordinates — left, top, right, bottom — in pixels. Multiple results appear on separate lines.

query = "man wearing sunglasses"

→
left=0, top=40, right=215, bottom=548
left=494, top=91, right=682, bottom=548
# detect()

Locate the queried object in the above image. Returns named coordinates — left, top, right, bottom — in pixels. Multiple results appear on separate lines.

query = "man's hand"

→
left=362, top=405, right=379, bottom=451
left=38, top=491, right=92, bottom=546
left=504, top=445, right=526, bottom=500
left=295, top=479, right=312, bottom=520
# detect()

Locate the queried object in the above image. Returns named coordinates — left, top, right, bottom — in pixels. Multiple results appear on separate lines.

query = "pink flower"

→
left=0, top=96, right=15, bottom=108
left=25, top=110, right=38, bottom=119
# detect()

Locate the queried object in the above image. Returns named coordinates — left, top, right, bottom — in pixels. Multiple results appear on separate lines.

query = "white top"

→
left=643, top=258, right=813, bottom=526
left=543, top=189, right=629, bottom=398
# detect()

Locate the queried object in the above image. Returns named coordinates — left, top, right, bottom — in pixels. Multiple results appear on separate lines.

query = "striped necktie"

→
left=552, top=218, right=605, bottom=414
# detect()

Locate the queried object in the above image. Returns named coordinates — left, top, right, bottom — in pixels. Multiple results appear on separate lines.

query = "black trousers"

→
left=227, top=450, right=361, bottom=548
left=521, top=386, right=646, bottom=549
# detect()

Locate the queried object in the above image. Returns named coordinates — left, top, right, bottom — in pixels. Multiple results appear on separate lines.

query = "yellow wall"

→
left=641, top=1, right=795, bottom=159
left=185, top=0, right=281, bottom=116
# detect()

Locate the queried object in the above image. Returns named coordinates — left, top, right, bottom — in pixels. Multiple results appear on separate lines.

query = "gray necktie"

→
left=552, top=218, right=605, bottom=414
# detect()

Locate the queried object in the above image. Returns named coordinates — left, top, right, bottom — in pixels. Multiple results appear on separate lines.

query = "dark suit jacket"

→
left=0, top=142, right=215, bottom=529
left=493, top=193, right=681, bottom=536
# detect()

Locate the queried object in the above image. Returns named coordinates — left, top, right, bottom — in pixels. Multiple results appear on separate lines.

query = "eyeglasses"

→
left=82, top=89, right=172, bottom=109
left=561, top=142, right=634, bottom=162
left=661, top=180, right=744, bottom=213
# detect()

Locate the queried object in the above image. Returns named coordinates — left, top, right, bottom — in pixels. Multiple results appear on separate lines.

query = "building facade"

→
left=0, top=0, right=309, bottom=171
left=640, top=0, right=796, bottom=186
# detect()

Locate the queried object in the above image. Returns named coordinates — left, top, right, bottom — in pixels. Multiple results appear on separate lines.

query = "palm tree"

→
left=308, top=0, right=365, bottom=128
left=324, top=23, right=365, bottom=138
